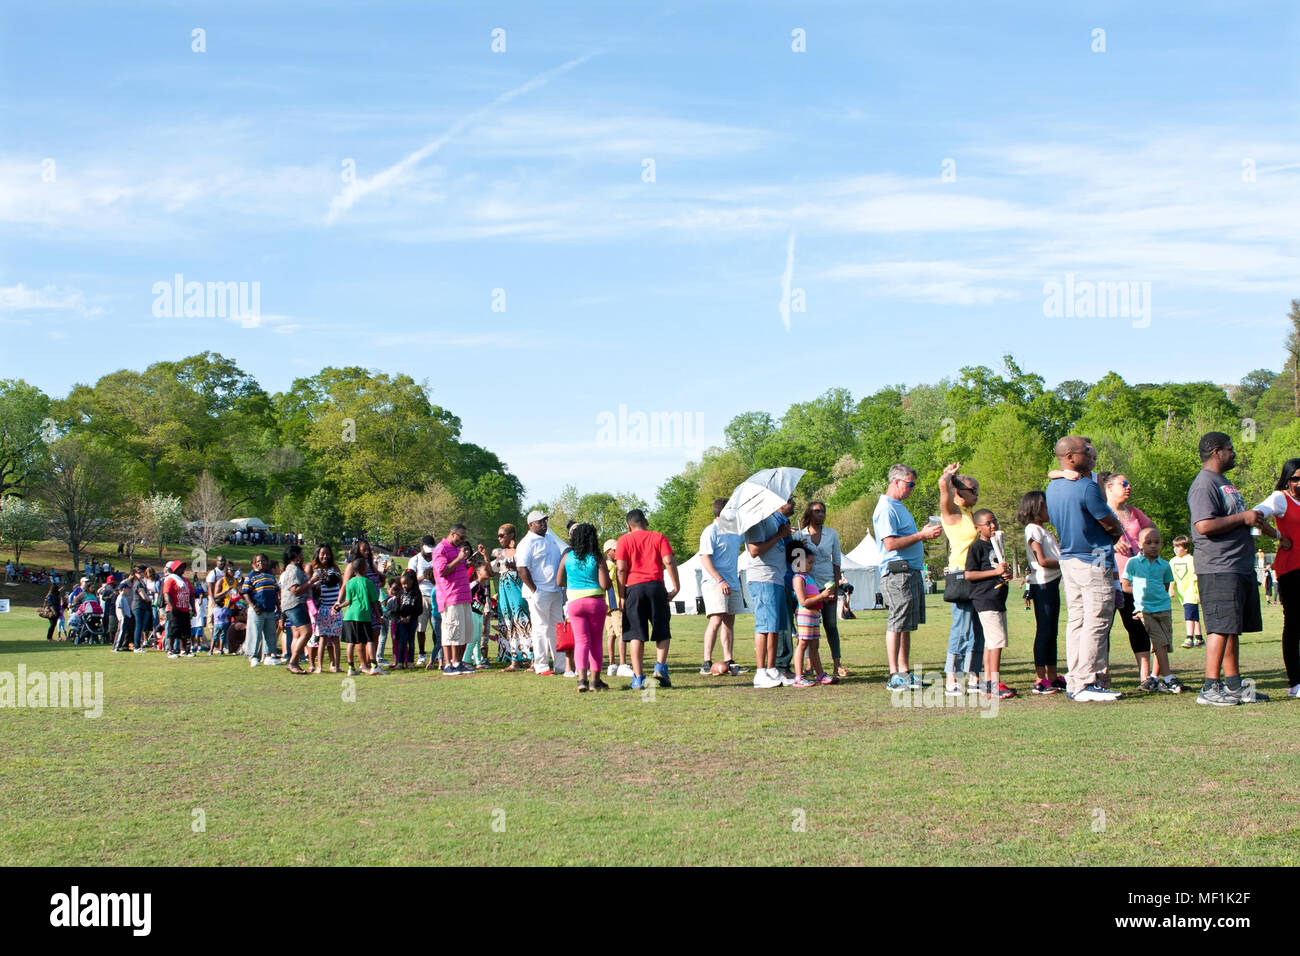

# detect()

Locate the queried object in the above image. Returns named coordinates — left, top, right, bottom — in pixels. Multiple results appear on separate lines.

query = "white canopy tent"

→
left=666, top=552, right=755, bottom=615
left=664, top=542, right=882, bottom=615
left=229, top=517, right=270, bottom=532
left=844, top=533, right=884, bottom=610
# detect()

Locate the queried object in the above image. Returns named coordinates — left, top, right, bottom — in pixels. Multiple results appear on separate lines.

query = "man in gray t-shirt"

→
left=1187, top=432, right=1282, bottom=705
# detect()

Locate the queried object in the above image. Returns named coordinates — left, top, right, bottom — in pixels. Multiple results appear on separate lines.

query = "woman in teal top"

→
left=555, top=523, right=611, bottom=692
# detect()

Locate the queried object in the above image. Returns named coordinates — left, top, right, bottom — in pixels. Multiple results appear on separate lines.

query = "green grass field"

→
left=2, top=577, right=1298, bottom=866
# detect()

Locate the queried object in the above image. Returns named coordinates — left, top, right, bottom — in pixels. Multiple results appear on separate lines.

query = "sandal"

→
left=328, top=666, right=341, bottom=674
left=836, top=663, right=850, bottom=679
left=286, top=665, right=306, bottom=674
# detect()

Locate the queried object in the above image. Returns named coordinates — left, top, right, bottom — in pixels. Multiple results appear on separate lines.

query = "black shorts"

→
left=623, top=581, right=671, bottom=643
left=1198, top=572, right=1262, bottom=636
left=341, top=619, right=372, bottom=645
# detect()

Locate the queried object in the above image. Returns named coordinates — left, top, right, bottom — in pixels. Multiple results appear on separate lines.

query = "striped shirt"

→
left=241, top=570, right=279, bottom=613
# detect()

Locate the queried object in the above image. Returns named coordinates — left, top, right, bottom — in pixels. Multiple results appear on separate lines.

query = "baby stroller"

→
left=67, top=598, right=106, bottom=645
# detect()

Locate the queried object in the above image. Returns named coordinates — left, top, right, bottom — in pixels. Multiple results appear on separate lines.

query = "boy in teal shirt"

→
left=1122, top=527, right=1182, bottom=694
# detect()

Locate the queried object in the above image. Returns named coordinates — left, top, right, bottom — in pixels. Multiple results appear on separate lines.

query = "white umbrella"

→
left=717, top=467, right=806, bottom=535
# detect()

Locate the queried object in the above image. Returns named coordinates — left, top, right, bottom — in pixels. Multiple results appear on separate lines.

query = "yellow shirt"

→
left=943, top=507, right=978, bottom=572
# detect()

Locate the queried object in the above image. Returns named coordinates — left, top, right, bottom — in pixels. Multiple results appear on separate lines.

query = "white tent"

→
left=229, top=517, right=270, bottom=532
left=844, top=533, right=884, bottom=611
left=666, top=553, right=755, bottom=615
left=664, top=545, right=882, bottom=615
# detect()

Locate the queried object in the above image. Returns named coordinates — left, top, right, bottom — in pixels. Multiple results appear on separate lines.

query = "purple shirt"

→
left=433, top=538, right=472, bottom=611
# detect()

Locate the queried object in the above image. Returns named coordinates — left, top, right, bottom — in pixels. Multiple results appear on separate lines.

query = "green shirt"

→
left=342, top=574, right=377, bottom=623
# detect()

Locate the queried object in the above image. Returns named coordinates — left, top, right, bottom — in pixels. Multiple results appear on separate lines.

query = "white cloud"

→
left=0, top=283, right=101, bottom=316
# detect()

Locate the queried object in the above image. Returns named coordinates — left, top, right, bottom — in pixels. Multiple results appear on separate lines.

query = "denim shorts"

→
left=283, top=604, right=310, bottom=629
left=751, top=581, right=788, bottom=634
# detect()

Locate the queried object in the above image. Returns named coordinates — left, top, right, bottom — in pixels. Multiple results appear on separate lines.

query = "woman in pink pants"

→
left=556, top=523, right=611, bottom=692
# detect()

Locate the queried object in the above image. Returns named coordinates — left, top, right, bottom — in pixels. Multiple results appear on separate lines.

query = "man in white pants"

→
left=515, top=510, right=566, bottom=675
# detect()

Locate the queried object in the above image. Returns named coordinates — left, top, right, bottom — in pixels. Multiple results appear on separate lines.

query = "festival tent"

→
left=229, top=517, right=270, bottom=532
left=665, top=547, right=880, bottom=614
left=844, top=533, right=884, bottom=610
left=666, top=552, right=755, bottom=615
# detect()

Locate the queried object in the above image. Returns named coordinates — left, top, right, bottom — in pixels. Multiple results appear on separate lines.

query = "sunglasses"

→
left=902, top=480, right=916, bottom=488
left=497, top=532, right=508, bottom=537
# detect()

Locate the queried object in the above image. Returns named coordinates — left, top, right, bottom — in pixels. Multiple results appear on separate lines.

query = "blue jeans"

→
left=946, top=599, right=985, bottom=675
left=133, top=609, right=150, bottom=648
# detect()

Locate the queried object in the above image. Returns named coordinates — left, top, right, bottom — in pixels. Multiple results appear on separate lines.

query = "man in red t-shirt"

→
left=615, top=509, right=679, bottom=689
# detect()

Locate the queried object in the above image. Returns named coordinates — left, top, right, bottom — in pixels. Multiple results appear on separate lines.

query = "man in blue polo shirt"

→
left=1045, top=436, right=1126, bottom=702
left=699, top=497, right=746, bottom=677
left=746, top=500, right=794, bottom=688
left=873, top=463, right=943, bottom=690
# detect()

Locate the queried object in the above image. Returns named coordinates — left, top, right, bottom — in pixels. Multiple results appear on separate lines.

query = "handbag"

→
left=943, top=570, right=972, bottom=604
left=38, top=604, right=56, bottom=620
left=554, top=619, right=575, bottom=654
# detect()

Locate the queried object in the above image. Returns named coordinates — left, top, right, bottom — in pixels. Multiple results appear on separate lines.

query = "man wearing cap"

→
left=515, top=510, right=565, bottom=675
left=603, top=539, right=629, bottom=676
left=162, top=559, right=195, bottom=658
left=407, top=534, right=439, bottom=667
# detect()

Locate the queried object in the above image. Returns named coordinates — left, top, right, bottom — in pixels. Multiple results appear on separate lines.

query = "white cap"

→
left=526, top=510, right=548, bottom=524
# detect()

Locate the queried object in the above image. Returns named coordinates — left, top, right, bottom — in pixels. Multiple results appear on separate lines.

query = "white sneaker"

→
left=167, top=652, right=178, bottom=659
left=607, top=664, right=618, bottom=676
left=417, top=654, right=426, bottom=666
left=266, top=657, right=283, bottom=666
left=563, top=670, right=577, bottom=678
left=615, top=663, right=635, bottom=678
left=753, top=669, right=781, bottom=688
left=1288, top=683, right=1300, bottom=698
left=1072, top=685, right=1119, bottom=702
left=777, top=668, right=796, bottom=687
left=249, top=658, right=259, bottom=667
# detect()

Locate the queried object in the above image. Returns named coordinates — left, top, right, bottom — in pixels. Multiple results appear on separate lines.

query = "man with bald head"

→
left=1045, top=436, right=1127, bottom=701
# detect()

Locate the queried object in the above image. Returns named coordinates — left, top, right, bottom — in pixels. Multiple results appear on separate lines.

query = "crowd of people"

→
left=27, top=430, right=1300, bottom=706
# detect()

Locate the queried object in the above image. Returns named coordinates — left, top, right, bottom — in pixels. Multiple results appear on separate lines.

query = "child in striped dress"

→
left=788, top=540, right=838, bottom=687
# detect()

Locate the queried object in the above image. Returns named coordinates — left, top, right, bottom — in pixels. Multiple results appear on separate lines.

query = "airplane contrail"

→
left=326, top=52, right=598, bottom=223
left=778, top=233, right=795, bottom=332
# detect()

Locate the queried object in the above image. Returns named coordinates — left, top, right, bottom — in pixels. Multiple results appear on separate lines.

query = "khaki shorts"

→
left=1141, top=609, right=1173, bottom=649
left=702, top=577, right=744, bottom=616
left=441, top=602, right=473, bottom=647
left=604, top=608, right=623, bottom=642
left=977, top=609, right=1008, bottom=649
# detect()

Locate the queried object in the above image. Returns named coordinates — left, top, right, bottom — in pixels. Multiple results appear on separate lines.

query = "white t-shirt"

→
left=1024, top=523, right=1062, bottom=585
left=408, top=551, right=436, bottom=599
left=515, top=530, right=563, bottom=592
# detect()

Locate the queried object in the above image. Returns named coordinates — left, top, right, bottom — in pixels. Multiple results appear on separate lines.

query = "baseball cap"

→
left=526, top=510, right=548, bottom=524
left=166, top=560, right=184, bottom=574
left=603, top=539, right=617, bottom=553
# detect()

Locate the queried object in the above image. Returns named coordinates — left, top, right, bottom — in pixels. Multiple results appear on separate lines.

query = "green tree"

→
left=964, top=407, right=1053, bottom=569
left=723, top=412, right=776, bottom=468
left=299, top=486, right=344, bottom=550
left=650, top=468, right=700, bottom=556
left=40, top=435, right=124, bottom=571
left=0, top=496, right=47, bottom=563
left=0, top=379, right=53, bottom=499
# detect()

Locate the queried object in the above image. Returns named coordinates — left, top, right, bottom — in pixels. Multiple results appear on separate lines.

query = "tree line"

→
left=0, top=355, right=525, bottom=569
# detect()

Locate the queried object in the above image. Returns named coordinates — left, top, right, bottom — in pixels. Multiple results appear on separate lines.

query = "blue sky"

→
left=2, top=1, right=1297, bottom=504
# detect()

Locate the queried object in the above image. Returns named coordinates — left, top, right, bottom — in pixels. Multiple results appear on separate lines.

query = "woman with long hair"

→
left=1252, top=458, right=1300, bottom=697
left=1099, top=471, right=1154, bottom=689
left=485, top=523, right=531, bottom=670
left=43, top=581, right=63, bottom=641
left=938, top=463, right=985, bottom=695
left=556, top=522, right=611, bottom=692
left=309, top=544, right=344, bottom=673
